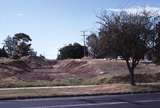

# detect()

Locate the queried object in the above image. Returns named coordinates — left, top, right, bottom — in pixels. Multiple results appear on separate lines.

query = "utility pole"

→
left=81, top=31, right=88, bottom=57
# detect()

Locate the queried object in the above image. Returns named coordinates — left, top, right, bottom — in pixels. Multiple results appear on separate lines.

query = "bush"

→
left=57, top=43, right=88, bottom=60
left=0, top=47, right=8, bottom=58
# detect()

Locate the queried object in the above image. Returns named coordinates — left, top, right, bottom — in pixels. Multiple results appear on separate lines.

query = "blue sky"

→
left=0, top=0, right=160, bottom=59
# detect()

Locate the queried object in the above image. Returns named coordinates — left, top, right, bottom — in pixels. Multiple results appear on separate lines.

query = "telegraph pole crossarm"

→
left=81, top=31, right=88, bottom=57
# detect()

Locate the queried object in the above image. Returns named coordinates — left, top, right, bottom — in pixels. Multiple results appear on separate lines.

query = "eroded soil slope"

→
left=0, top=56, right=160, bottom=86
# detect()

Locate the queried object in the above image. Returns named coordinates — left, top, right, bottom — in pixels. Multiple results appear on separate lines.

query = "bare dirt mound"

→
left=20, top=56, right=54, bottom=69
left=17, top=59, right=100, bottom=81
left=1, top=57, right=160, bottom=86
left=0, top=58, right=32, bottom=80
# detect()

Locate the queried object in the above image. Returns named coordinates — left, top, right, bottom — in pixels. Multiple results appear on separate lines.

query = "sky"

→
left=0, top=0, right=160, bottom=59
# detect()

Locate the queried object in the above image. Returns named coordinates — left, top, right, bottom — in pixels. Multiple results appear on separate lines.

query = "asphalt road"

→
left=0, top=93, right=160, bottom=108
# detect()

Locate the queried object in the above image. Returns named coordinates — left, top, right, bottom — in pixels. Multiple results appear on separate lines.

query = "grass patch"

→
left=1, top=73, right=160, bottom=88
left=0, top=83, right=160, bottom=99
left=0, top=78, right=85, bottom=88
left=89, top=73, right=160, bottom=84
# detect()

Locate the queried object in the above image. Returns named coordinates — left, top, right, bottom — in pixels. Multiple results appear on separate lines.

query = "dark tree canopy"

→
left=154, top=22, right=160, bottom=63
left=0, top=47, right=8, bottom=58
left=3, top=36, right=17, bottom=57
left=14, top=33, right=32, bottom=42
left=57, top=43, right=88, bottom=60
left=3, top=33, right=34, bottom=58
left=87, top=33, right=99, bottom=58
left=98, top=10, right=160, bottom=85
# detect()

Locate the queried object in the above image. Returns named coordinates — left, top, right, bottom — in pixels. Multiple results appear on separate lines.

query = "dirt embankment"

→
left=0, top=56, right=160, bottom=87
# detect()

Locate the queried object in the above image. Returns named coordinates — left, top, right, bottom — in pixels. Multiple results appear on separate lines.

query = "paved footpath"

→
left=0, top=93, right=160, bottom=108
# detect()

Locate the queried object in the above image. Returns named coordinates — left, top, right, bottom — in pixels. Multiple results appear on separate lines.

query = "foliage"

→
left=87, top=33, right=99, bottom=58
left=57, top=43, right=88, bottom=59
left=14, top=33, right=32, bottom=42
left=154, top=22, right=160, bottom=63
left=3, top=33, right=34, bottom=58
left=0, top=47, right=8, bottom=58
left=14, top=33, right=32, bottom=57
left=98, top=10, right=160, bottom=85
left=97, top=29, right=118, bottom=58
left=3, top=36, right=17, bottom=57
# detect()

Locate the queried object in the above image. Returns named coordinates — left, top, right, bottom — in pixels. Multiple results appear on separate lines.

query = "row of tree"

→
left=0, top=33, right=36, bottom=58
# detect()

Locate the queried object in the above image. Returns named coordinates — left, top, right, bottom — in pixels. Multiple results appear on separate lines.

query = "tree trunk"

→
left=126, top=60, right=136, bottom=86
left=129, top=68, right=136, bottom=86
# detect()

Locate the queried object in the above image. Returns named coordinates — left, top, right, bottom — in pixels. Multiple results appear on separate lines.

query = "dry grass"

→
left=0, top=83, right=160, bottom=99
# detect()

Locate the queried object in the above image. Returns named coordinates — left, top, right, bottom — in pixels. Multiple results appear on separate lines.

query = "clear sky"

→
left=0, top=0, right=160, bottom=59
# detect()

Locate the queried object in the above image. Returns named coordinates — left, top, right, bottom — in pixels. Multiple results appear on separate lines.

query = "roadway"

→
left=0, top=93, right=160, bottom=108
